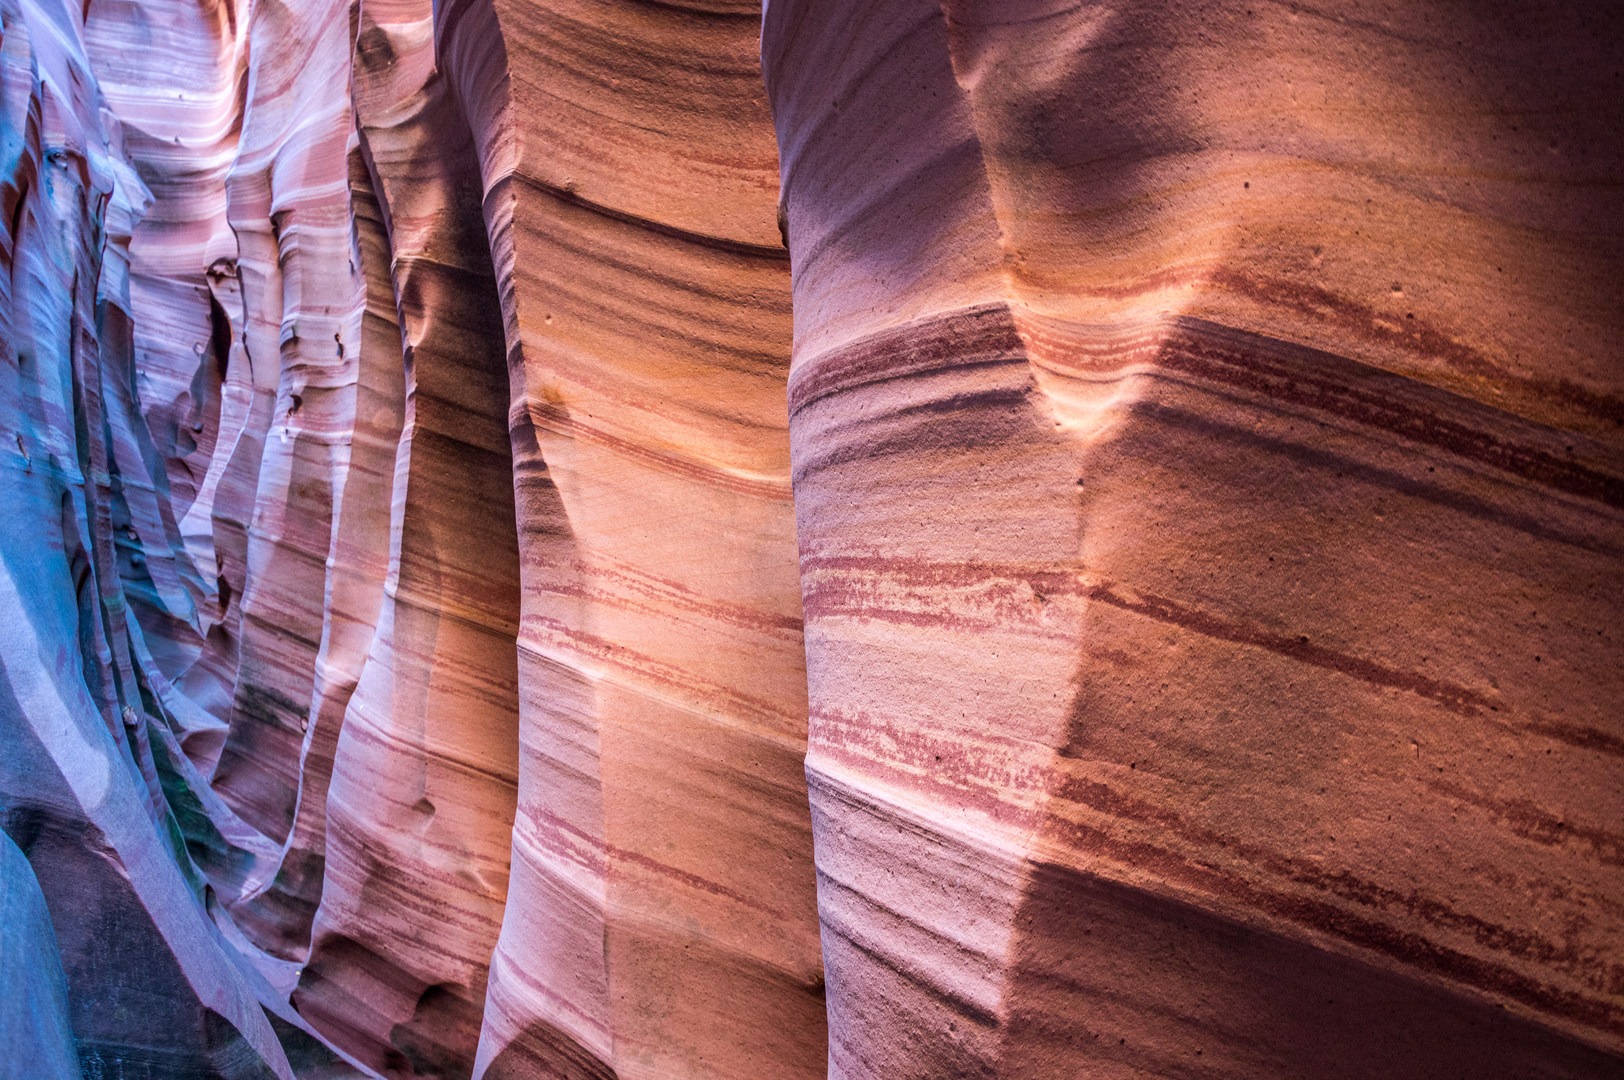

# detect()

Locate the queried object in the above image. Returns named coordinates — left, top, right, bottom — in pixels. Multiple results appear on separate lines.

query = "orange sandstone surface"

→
left=0, top=0, right=1619, bottom=1077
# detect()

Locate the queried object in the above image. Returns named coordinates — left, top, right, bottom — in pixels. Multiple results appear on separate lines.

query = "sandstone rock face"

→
left=764, top=3, right=1624, bottom=1076
left=0, top=0, right=294, bottom=1073
left=432, top=3, right=823, bottom=1077
left=0, top=0, right=1619, bottom=1077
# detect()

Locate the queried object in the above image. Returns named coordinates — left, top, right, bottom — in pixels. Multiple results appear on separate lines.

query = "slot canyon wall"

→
left=0, top=0, right=1619, bottom=1077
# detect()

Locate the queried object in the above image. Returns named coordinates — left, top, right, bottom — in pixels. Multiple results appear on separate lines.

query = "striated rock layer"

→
left=433, top=2, right=824, bottom=1076
left=0, top=0, right=1619, bottom=1077
left=765, top=2, right=1624, bottom=1077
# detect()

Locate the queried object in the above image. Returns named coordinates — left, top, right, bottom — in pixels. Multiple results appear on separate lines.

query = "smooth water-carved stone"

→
left=0, top=0, right=1616, bottom=1075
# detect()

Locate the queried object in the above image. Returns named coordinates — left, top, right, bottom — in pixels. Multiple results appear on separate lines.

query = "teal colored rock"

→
left=0, top=830, right=78, bottom=1080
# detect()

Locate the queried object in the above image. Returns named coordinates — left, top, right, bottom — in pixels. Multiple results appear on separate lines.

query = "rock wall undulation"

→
left=764, top=2, right=1624, bottom=1077
left=0, top=0, right=1619, bottom=1077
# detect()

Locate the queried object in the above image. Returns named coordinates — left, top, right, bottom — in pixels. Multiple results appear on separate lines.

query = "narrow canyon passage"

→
left=0, top=1, right=1620, bottom=1079
left=292, top=2, right=523, bottom=1068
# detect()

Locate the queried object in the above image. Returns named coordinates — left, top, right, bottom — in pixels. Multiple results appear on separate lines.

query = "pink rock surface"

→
left=432, top=2, right=824, bottom=1077
left=0, top=0, right=1618, bottom=1077
left=764, top=1, right=1623, bottom=1075
left=293, top=2, right=520, bottom=1069
left=204, top=0, right=367, bottom=849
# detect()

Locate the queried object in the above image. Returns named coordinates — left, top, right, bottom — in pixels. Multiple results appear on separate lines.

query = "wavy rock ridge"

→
left=0, top=0, right=1620, bottom=1077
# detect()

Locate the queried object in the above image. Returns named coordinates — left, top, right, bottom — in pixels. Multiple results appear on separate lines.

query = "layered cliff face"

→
left=0, top=0, right=1619, bottom=1078
left=766, top=3, right=1624, bottom=1077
